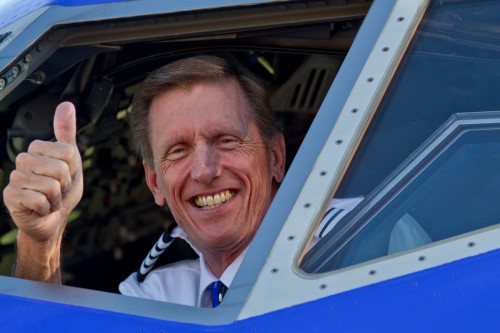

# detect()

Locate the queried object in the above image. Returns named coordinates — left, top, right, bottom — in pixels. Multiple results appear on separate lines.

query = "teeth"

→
left=195, top=191, right=233, bottom=209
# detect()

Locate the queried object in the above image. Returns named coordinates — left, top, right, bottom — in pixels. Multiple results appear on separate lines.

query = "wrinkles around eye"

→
left=218, top=137, right=241, bottom=149
left=166, top=148, right=188, bottom=161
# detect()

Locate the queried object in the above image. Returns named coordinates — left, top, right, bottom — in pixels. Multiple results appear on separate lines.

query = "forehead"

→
left=149, top=79, right=256, bottom=139
left=157, top=79, right=249, bottom=112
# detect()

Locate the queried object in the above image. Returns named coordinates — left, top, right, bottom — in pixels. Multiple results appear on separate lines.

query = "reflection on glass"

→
left=303, top=112, right=500, bottom=273
left=302, top=0, right=500, bottom=274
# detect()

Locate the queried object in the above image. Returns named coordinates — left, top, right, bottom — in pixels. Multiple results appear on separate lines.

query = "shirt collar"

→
left=198, top=247, right=248, bottom=306
left=171, top=226, right=249, bottom=306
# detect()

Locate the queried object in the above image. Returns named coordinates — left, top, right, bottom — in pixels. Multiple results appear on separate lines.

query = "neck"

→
left=203, top=246, right=245, bottom=278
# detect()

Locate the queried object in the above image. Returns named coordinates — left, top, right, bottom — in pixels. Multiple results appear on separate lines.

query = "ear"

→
left=270, top=133, right=286, bottom=183
left=143, top=162, right=167, bottom=206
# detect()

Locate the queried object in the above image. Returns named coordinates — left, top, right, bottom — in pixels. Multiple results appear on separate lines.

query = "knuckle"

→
left=9, top=169, right=21, bottom=183
left=45, top=179, right=62, bottom=199
left=55, top=161, right=72, bottom=188
left=30, top=196, right=50, bottom=213
left=2, top=185, right=13, bottom=200
left=15, top=152, right=29, bottom=166
left=9, top=169, right=29, bottom=182
left=28, top=139, right=44, bottom=152
left=54, top=158, right=70, bottom=175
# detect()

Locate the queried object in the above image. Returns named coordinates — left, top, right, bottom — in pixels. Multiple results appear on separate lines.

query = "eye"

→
left=218, top=136, right=239, bottom=148
left=166, top=145, right=189, bottom=161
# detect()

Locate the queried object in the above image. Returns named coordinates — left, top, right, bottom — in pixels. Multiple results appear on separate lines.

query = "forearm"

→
left=14, top=230, right=63, bottom=284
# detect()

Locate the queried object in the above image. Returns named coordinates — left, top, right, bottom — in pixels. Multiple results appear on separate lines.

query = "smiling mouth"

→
left=194, top=190, right=234, bottom=209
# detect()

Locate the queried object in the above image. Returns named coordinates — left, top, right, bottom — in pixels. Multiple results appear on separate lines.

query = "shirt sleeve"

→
left=119, top=272, right=157, bottom=299
left=118, top=259, right=202, bottom=306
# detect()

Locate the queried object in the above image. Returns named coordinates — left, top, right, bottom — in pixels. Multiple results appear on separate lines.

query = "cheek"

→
left=155, top=166, right=177, bottom=198
left=254, top=153, right=275, bottom=181
left=245, top=163, right=274, bottom=197
left=160, top=161, right=193, bottom=200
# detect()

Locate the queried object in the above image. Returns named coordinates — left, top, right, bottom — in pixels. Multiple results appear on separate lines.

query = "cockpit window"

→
left=302, top=0, right=500, bottom=273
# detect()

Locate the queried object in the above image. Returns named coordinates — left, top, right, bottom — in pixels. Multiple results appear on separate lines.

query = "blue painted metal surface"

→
left=0, top=0, right=131, bottom=30
left=1, top=248, right=499, bottom=332
left=0, top=0, right=279, bottom=30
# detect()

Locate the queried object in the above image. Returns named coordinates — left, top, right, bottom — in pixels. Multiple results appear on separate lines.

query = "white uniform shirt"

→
left=119, top=227, right=247, bottom=307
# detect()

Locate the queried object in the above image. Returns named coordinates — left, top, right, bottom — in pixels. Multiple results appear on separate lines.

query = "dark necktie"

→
left=210, top=280, right=228, bottom=307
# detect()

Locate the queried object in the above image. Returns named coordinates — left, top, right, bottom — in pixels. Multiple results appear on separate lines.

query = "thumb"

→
left=53, top=101, right=77, bottom=146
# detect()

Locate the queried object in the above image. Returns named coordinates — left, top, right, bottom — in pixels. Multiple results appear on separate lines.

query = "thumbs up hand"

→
left=3, top=102, right=83, bottom=281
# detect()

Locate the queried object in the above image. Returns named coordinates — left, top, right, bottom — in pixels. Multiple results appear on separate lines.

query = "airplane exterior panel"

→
left=0, top=0, right=284, bottom=30
left=1, top=0, right=499, bottom=331
left=1, top=248, right=499, bottom=332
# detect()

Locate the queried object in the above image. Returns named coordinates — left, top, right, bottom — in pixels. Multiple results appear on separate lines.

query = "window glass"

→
left=302, top=0, right=500, bottom=273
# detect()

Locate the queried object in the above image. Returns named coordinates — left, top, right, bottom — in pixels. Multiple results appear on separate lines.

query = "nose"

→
left=190, top=143, right=220, bottom=184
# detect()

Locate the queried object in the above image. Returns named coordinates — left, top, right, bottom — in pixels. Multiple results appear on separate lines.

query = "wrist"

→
left=15, top=230, right=62, bottom=284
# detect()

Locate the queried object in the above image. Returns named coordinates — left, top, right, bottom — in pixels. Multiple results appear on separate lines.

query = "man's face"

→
left=143, top=79, right=285, bottom=257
